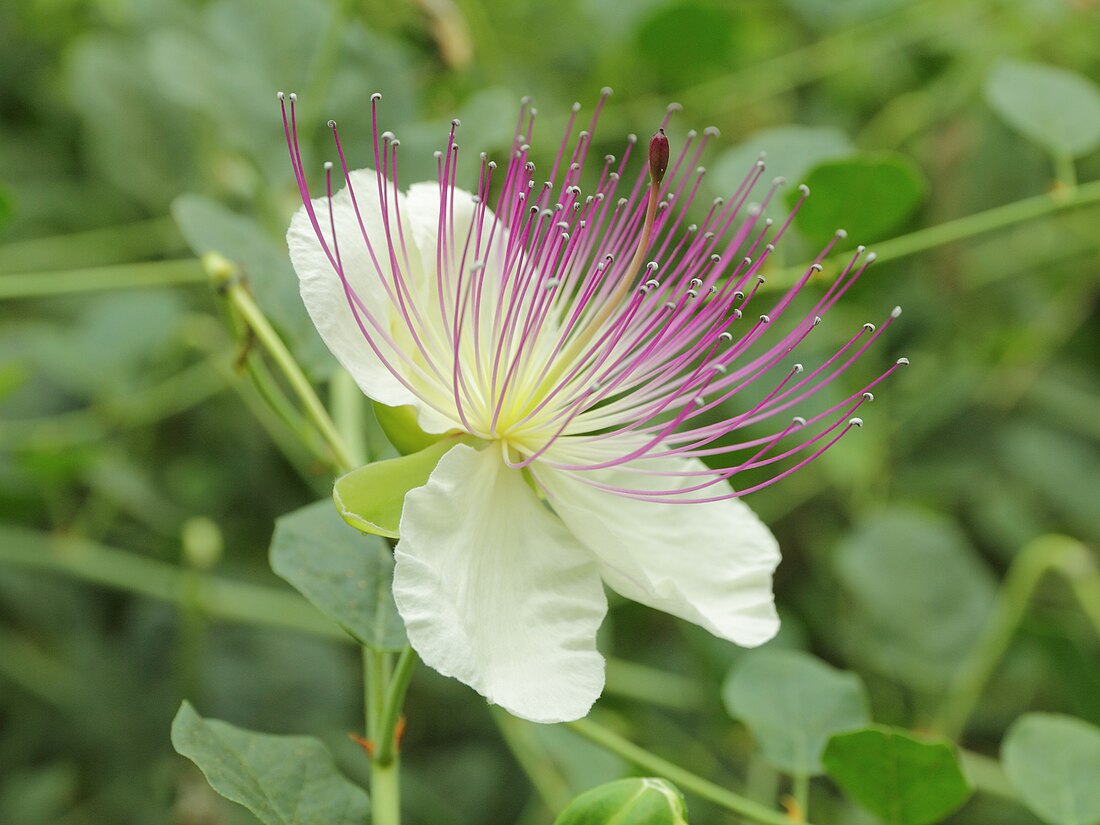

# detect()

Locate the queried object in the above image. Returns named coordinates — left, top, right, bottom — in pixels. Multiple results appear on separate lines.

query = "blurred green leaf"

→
left=1002, top=713, right=1100, bottom=825
left=270, top=499, right=406, bottom=650
left=554, top=778, right=688, bottom=825
left=171, top=701, right=370, bottom=825
left=833, top=507, right=997, bottom=689
left=635, top=3, right=733, bottom=89
left=66, top=36, right=195, bottom=210
left=985, top=60, right=1100, bottom=159
left=172, top=193, right=332, bottom=378
left=711, top=126, right=854, bottom=197
left=789, top=152, right=926, bottom=246
left=722, top=648, right=870, bottom=776
left=333, top=439, right=455, bottom=539
left=823, top=726, right=972, bottom=825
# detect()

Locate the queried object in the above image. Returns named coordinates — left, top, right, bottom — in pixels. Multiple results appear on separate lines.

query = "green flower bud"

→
left=554, top=778, right=689, bottom=825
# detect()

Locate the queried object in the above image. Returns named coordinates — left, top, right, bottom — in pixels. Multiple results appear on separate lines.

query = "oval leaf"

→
left=270, top=499, right=406, bottom=650
left=333, top=439, right=456, bottom=538
left=722, top=649, right=870, bottom=775
left=985, top=60, right=1100, bottom=158
left=1002, top=713, right=1100, bottom=825
left=554, top=778, right=689, bottom=825
left=823, top=726, right=972, bottom=825
left=171, top=702, right=370, bottom=825
left=711, top=125, right=854, bottom=199
left=789, top=152, right=926, bottom=245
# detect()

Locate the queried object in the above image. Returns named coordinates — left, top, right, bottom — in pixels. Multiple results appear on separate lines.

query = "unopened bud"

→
left=649, top=129, right=670, bottom=185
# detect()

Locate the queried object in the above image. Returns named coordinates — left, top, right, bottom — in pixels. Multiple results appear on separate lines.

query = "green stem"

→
left=933, top=534, right=1087, bottom=739
left=0, top=259, right=206, bottom=299
left=374, top=647, right=417, bottom=765
left=370, top=760, right=401, bottom=825
left=493, top=711, right=574, bottom=813
left=791, top=773, right=809, bottom=822
left=1054, top=153, right=1078, bottom=189
left=207, top=254, right=356, bottom=473
left=567, top=717, right=817, bottom=825
left=0, top=217, right=187, bottom=274
left=0, top=524, right=344, bottom=640
left=771, top=178, right=1100, bottom=287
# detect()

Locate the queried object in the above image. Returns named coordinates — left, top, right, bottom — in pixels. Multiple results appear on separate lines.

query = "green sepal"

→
left=333, top=438, right=458, bottom=538
left=372, top=400, right=450, bottom=455
left=554, top=778, right=689, bottom=825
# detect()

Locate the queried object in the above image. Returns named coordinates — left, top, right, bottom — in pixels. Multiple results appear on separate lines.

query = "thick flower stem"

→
left=933, top=534, right=1099, bottom=740
left=204, top=253, right=357, bottom=473
left=364, top=646, right=415, bottom=825
left=566, top=717, right=820, bottom=825
left=0, top=258, right=206, bottom=299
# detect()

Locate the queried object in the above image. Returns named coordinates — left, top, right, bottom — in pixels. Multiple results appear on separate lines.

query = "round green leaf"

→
left=833, top=507, right=997, bottom=690
left=985, top=60, right=1100, bottom=158
left=270, top=499, right=407, bottom=650
left=1002, top=713, right=1100, bottom=825
left=823, top=726, right=972, bottom=825
left=722, top=649, right=870, bottom=775
left=171, top=702, right=370, bottom=825
left=554, top=778, right=688, bottom=825
left=788, top=152, right=926, bottom=246
left=712, top=126, right=854, bottom=195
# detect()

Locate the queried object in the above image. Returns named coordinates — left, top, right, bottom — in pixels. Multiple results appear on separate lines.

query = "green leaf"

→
left=333, top=439, right=456, bottom=538
left=823, top=726, right=972, bottom=825
left=1001, top=713, right=1100, bottom=825
left=170, top=702, right=370, bottom=825
left=171, top=193, right=332, bottom=378
left=788, top=152, right=926, bottom=246
left=985, top=60, right=1100, bottom=158
left=711, top=125, right=854, bottom=197
left=554, top=778, right=689, bottom=825
left=270, top=499, right=406, bottom=650
left=833, top=507, right=997, bottom=690
left=722, top=649, right=870, bottom=776
left=0, top=182, right=14, bottom=232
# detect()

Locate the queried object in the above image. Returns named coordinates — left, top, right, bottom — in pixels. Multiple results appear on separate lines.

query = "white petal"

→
left=393, top=443, right=607, bottom=723
left=537, top=458, right=780, bottom=647
left=287, top=169, right=456, bottom=434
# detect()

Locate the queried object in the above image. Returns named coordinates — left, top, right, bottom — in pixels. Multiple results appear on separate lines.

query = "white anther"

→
left=704, top=126, right=720, bottom=137
left=759, top=314, right=771, bottom=324
left=627, top=133, right=638, bottom=144
left=451, top=118, right=462, bottom=127
left=605, top=154, right=616, bottom=164
left=709, top=285, right=718, bottom=295
left=323, top=161, right=333, bottom=171
left=646, top=261, right=659, bottom=272
left=488, top=160, right=497, bottom=170
left=747, top=203, right=762, bottom=217
left=891, top=306, right=902, bottom=318
left=664, top=302, right=676, bottom=310
left=765, top=243, right=775, bottom=253
left=601, top=86, right=614, bottom=96
left=793, top=416, right=807, bottom=427
left=525, top=161, right=536, bottom=172
left=689, top=278, right=702, bottom=289
left=773, top=176, right=787, bottom=187
left=568, top=185, right=581, bottom=196
left=545, top=278, right=560, bottom=289
left=688, top=224, right=698, bottom=232
left=713, top=197, right=725, bottom=206
left=382, top=131, right=395, bottom=141
left=743, top=257, right=753, bottom=266
left=327, top=118, right=337, bottom=128
left=710, top=254, right=721, bottom=263
left=704, top=232, right=716, bottom=240
left=857, top=244, right=866, bottom=254
left=810, top=263, right=823, bottom=273
left=288, top=93, right=297, bottom=101
left=434, top=150, right=443, bottom=159
left=697, top=166, right=706, bottom=175
left=835, top=228, right=848, bottom=239
left=645, top=279, right=660, bottom=289
left=693, top=397, right=706, bottom=407
left=864, top=322, right=876, bottom=332
left=618, top=197, right=628, bottom=207
left=371, top=92, right=382, bottom=102
left=733, top=291, right=745, bottom=301
left=756, top=159, right=767, bottom=169
left=719, top=331, right=733, bottom=342
left=813, top=316, right=823, bottom=326
left=687, top=289, right=698, bottom=298
left=793, top=363, right=804, bottom=374
left=866, top=252, right=878, bottom=263
left=897, top=357, right=910, bottom=366
left=556, top=220, right=569, bottom=229
left=849, top=417, right=864, bottom=428
left=711, top=362, right=727, bottom=374
left=757, top=275, right=766, bottom=285
left=732, top=308, right=743, bottom=319
left=863, top=392, right=875, bottom=402
left=277, top=91, right=285, bottom=100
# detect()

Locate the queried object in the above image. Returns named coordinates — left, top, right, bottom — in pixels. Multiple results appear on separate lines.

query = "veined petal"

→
left=288, top=169, right=457, bottom=432
left=537, top=458, right=780, bottom=647
left=393, top=443, right=608, bottom=723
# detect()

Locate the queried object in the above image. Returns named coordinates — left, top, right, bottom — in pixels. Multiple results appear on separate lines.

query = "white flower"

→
left=280, top=91, right=902, bottom=723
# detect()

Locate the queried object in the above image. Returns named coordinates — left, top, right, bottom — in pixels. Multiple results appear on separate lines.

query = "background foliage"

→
left=2, top=0, right=1099, bottom=823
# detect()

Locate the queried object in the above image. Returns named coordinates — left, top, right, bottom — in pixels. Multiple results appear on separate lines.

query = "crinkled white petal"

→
left=393, top=443, right=608, bottom=723
left=287, top=169, right=457, bottom=434
left=537, top=457, right=781, bottom=647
